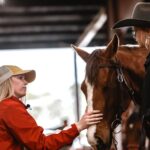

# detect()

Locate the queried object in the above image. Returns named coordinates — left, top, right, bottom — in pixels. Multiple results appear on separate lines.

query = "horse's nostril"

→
left=96, top=137, right=107, bottom=150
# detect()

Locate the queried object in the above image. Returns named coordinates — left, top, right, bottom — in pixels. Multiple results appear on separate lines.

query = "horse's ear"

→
left=105, top=34, right=119, bottom=58
left=71, top=44, right=90, bottom=62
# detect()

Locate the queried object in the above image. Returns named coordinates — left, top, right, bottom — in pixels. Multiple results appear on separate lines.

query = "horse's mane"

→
left=86, top=49, right=102, bottom=85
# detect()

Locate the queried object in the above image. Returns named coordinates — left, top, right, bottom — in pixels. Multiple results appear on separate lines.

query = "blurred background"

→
left=0, top=0, right=149, bottom=149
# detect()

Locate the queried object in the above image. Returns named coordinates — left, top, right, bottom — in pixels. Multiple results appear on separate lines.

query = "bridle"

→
left=97, top=56, right=137, bottom=150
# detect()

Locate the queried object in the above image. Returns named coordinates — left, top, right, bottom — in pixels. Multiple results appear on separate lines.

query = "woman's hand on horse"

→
left=75, top=110, right=103, bottom=132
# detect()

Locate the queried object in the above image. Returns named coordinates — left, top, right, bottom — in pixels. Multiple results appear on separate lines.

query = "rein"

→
left=98, top=57, right=137, bottom=150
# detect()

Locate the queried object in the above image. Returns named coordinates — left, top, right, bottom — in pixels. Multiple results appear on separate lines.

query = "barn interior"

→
left=0, top=0, right=148, bottom=49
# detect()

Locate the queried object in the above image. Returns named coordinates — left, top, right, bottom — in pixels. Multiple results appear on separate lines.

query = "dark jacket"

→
left=142, top=53, right=150, bottom=138
left=143, top=53, right=150, bottom=112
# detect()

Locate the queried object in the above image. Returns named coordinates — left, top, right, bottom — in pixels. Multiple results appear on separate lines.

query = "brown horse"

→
left=72, top=34, right=148, bottom=150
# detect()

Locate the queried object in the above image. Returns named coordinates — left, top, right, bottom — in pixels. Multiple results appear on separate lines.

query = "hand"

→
left=75, top=110, right=103, bottom=132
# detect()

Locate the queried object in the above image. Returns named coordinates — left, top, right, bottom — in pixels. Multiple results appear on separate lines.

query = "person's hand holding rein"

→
left=75, top=110, right=103, bottom=132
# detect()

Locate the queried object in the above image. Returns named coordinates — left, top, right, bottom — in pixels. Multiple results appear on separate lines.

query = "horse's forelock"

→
left=86, top=50, right=101, bottom=85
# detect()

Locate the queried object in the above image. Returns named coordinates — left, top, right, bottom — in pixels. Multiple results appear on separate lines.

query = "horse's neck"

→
left=116, top=46, right=148, bottom=105
left=117, top=46, right=148, bottom=79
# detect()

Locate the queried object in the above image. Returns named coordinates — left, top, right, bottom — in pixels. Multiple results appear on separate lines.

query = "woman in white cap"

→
left=0, top=65, right=103, bottom=150
left=113, top=2, right=150, bottom=138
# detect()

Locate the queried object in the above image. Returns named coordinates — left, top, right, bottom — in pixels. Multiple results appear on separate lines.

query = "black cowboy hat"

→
left=113, top=2, right=150, bottom=29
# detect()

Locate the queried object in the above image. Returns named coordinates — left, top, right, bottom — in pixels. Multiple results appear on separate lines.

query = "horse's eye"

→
left=111, top=118, right=121, bottom=129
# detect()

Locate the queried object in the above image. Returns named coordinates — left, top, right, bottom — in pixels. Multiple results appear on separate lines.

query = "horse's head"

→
left=123, top=112, right=144, bottom=150
left=72, top=34, right=139, bottom=150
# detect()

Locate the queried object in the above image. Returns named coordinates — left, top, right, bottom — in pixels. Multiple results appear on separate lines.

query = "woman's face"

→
left=11, top=74, right=28, bottom=98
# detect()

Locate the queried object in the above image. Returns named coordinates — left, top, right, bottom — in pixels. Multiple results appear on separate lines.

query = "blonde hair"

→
left=0, top=78, right=13, bottom=101
left=134, top=27, right=150, bottom=48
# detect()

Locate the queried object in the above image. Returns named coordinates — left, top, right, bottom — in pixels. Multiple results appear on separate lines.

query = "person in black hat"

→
left=113, top=2, right=150, bottom=139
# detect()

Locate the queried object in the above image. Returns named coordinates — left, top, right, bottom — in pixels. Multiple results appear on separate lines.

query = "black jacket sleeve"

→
left=142, top=53, right=150, bottom=113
